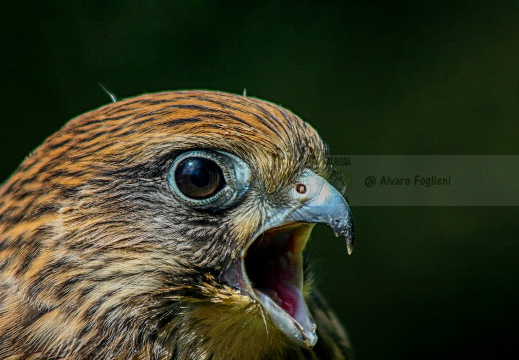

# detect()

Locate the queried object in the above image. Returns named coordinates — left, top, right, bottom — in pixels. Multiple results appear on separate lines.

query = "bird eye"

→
left=174, top=158, right=225, bottom=200
left=168, top=150, right=250, bottom=208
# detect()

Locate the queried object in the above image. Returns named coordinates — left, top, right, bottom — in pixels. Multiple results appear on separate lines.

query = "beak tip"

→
left=347, top=241, right=354, bottom=255
left=345, top=221, right=355, bottom=255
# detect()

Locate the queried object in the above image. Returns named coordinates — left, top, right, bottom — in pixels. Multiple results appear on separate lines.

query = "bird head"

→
left=0, top=91, right=354, bottom=359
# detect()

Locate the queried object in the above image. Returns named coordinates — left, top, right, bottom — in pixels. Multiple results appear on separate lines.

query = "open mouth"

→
left=237, top=222, right=318, bottom=348
left=245, top=223, right=310, bottom=318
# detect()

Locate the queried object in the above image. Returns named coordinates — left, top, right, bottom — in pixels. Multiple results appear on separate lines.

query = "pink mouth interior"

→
left=244, top=226, right=305, bottom=318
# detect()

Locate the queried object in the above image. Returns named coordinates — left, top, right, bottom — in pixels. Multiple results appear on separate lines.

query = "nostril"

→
left=296, top=184, right=307, bottom=194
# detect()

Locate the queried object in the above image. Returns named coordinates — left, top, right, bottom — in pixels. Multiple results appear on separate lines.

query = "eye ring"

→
left=168, top=150, right=250, bottom=209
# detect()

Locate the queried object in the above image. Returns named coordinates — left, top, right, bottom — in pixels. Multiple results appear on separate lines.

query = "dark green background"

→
left=1, top=1, right=518, bottom=359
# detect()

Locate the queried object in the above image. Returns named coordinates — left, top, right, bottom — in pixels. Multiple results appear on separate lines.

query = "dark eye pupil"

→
left=174, top=157, right=225, bottom=199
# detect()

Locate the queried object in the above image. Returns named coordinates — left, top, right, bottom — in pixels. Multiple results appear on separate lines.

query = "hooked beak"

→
left=224, top=170, right=355, bottom=349
left=282, top=169, right=355, bottom=255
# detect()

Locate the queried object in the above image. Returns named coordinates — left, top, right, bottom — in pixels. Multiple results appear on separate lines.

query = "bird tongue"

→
left=255, top=284, right=299, bottom=317
left=244, top=224, right=317, bottom=348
